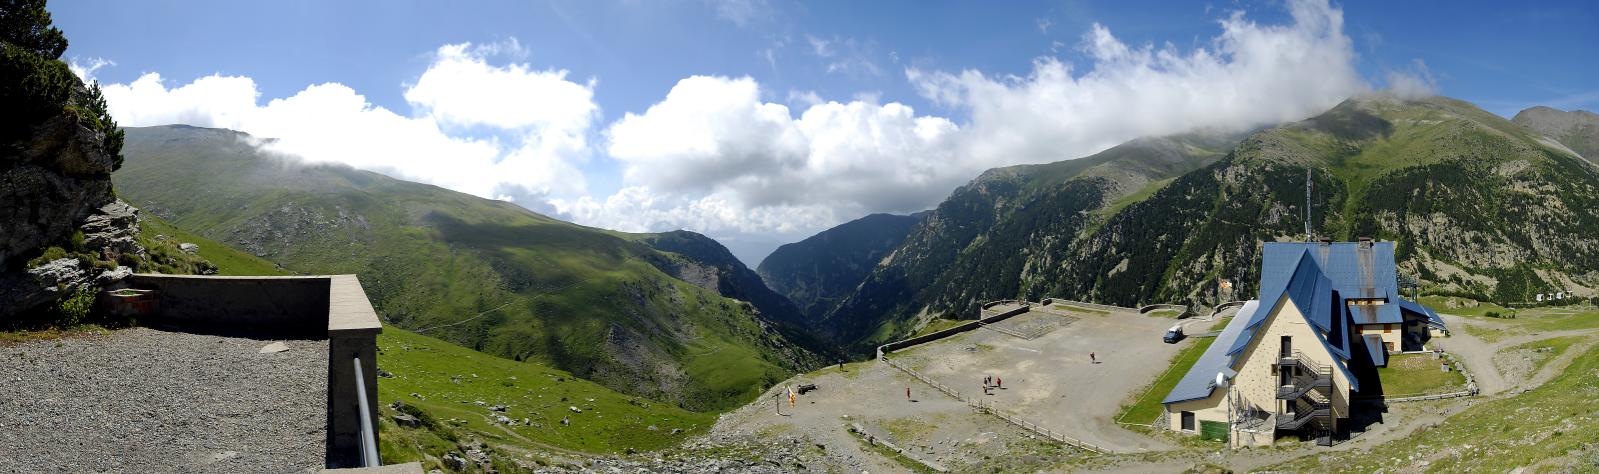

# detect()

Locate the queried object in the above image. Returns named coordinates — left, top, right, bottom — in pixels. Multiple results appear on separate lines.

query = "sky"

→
left=52, top=0, right=1599, bottom=265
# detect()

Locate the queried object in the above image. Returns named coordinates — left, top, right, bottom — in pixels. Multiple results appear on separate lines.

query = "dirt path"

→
left=1434, top=315, right=1599, bottom=395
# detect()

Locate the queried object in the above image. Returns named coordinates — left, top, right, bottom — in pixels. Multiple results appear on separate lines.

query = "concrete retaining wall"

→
left=879, top=304, right=1032, bottom=356
left=1138, top=304, right=1190, bottom=318
left=128, top=274, right=330, bottom=336
left=125, top=274, right=383, bottom=469
left=1209, top=301, right=1248, bottom=319
left=1046, top=298, right=1136, bottom=313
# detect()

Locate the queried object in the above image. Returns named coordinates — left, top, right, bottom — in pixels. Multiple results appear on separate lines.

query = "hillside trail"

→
left=1435, top=315, right=1599, bottom=396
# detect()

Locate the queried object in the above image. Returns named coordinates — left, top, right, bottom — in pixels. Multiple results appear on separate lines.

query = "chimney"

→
left=1357, top=236, right=1372, bottom=248
left=1319, top=238, right=1332, bottom=245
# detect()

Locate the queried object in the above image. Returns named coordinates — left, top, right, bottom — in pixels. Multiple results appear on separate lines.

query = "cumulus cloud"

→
left=555, top=76, right=960, bottom=236
left=99, top=41, right=595, bottom=203
left=910, top=0, right=1365, bottom=165
left=569, top=0, right=1368, bottom=256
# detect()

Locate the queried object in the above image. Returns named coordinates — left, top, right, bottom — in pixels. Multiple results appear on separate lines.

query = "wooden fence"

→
left=880, top=355, right=1109, bottom=455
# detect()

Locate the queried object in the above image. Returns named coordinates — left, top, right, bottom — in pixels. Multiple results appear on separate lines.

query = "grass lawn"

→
left=1506, top=336, right=1585, bottom=375
left=1378, top=353, right=1467, bottom=397
left=376, top=327, right=714, bottom=463
left=1115, top=335, right=1215, bottom=425
left=1268, top=343, right=1599, bottom=472
left=1145, top=309, right=1182, bottom=318
left=1425, top=296, right=1599, bottom=342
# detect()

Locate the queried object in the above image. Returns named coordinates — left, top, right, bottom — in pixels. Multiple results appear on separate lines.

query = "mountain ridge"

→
left=806, top=95, right=1599, bottom=352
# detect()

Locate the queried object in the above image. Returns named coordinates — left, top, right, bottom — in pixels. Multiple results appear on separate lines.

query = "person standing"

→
left=997, top=377, right=1002, bottom=389
left=906, top=387, right=911, bottom=399
left=1090, top=352, right=1097, bottom=364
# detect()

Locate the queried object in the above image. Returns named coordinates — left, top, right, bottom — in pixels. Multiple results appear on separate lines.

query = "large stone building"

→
left=1161, top=240, right=1446, bottom=446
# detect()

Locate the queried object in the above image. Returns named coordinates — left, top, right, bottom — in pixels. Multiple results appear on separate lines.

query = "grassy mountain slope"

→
left=635, top=230, right=803, bottom=324
left=376, top=327, right=716, bottom=465
left=821, top=132, right=1244, bottom=349
left=1052, top=96, right=1599, bottom=308
left=115, top=125, right=821, bottom=411
left=816, top=96, right=1599, bottom=353
left=756, top=212, right=926, bottom=320
left=137, top=214, right=289, bottom=276
left=1513, top=105, right=1599, bottom=164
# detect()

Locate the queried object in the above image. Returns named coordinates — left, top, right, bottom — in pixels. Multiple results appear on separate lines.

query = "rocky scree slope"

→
left=115, top=125, right=822, bottom=411
left=1513, top=105, right=1599, bottom=165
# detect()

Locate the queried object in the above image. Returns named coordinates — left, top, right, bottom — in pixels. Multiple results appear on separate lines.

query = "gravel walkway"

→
left=0, top=327, right=328, bottom=473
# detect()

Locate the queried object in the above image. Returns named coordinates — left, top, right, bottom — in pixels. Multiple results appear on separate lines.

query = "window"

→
left=1280, top=335, right=1292, bottom=356
left=1181, top=411, right=1196, bottom=431
left=1385, top=324, right=1394, bottom=334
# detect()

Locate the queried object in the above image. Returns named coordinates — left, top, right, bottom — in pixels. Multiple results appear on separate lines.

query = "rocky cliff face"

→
left=0, top=85, right=144, bottom=319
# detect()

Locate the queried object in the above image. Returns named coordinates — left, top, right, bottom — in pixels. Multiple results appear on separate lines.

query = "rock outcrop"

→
left=0, top=83, right=142, bottom=319
left=1, top=110, right=118, bottom=268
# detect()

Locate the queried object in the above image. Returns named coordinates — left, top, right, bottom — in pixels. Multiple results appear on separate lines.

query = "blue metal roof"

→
left=1259, top=242, right=1399, bottom=304
left=1361, top=334, right=1388, bottom=367
left=1163, top=300, right=1259, bottom=404
left=1397, top=298, right=1447, bottom=328
left=1227, top=251, right=1350, bottom=361
left=1347, top=300, right=1403, bottom=325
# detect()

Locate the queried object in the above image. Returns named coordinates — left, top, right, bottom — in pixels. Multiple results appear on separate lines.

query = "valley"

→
left=99, top=96, right=1599, bottom=472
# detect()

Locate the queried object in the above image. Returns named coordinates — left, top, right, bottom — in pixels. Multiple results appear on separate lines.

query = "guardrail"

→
left=352, top=356, right=380, bottom=467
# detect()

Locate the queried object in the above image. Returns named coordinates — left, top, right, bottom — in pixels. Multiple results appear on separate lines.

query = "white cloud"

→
left=68, top=57, right=115, bottom=82
left=100, top=41, right=594, bottom=202
left=1385, top=59, right=1438, bottom=99
left=404, top=43, right=597, bottom=131
left=910, top=0, right=1366, bottom=165
left=560, top=0, right=1370, bottom=261
left=560, top=76, right=960, bottom=236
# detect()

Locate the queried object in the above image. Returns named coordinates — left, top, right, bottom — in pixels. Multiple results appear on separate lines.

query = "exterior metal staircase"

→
left=1275, top=350, right=1335, bottom=435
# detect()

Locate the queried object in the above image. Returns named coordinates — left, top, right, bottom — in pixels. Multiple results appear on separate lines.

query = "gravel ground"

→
left=0, top=327, right=328, bottom=473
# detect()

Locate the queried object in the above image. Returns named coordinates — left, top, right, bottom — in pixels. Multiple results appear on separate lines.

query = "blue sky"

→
left=51, top=0, right=1599, bottom=264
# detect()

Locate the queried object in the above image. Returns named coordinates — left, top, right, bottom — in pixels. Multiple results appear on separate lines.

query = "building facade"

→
left=1162, top=240, right=1446, bottom=446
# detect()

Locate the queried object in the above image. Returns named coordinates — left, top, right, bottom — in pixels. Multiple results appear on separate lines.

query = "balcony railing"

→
left=1275, top=402, right=1331, bottom=430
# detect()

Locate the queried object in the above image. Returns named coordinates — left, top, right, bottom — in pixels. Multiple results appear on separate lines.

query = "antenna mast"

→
left=1305, top=168, right=1313, bottom=242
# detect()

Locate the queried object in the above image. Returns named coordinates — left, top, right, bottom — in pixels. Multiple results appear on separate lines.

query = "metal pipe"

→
left=353, top=356, right=381, bottom=467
